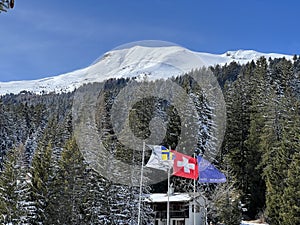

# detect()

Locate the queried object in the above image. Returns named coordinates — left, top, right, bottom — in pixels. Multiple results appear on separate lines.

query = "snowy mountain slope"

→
left=0, top=46, right=293, bottom=95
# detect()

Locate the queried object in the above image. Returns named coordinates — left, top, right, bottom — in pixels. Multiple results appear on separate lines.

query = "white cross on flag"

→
left=172, top=150, right=198, bottom=180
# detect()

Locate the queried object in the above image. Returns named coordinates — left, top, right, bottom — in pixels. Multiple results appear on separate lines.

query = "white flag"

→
left=145, top=145, right=173, bottom=171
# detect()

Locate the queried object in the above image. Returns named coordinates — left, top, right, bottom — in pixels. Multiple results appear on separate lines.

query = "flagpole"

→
left=194, top=152, right=196, bottom=225
left=137, top=141, right=146, bottom=225
left=167, top=146, right=171, bottom=225
left=167, top=164, right=170, bottom=225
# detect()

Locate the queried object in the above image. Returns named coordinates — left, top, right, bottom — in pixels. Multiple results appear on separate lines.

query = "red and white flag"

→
left=171, top=150, right=198, bottom=180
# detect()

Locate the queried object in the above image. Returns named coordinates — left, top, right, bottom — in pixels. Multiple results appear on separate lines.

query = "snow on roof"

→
left=145, top=193, right=193, bottom=203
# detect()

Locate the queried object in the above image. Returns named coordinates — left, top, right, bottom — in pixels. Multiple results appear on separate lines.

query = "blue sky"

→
left=0, top=0, right=300, bottom=82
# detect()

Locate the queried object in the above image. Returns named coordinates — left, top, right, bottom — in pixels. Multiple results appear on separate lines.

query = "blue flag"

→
left=197, top=156, right=226, bottom=183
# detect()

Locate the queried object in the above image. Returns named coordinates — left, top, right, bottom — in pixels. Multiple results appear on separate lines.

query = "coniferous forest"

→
left=0, top=56, right=299, bottom=225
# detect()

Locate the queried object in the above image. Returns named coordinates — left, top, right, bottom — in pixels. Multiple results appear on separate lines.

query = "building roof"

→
left=145, top=193, right=193, bottom=203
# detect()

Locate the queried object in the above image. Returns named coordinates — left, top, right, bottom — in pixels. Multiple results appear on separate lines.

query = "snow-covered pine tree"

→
left=30, top=141, right=54, bottom=224
left=0, top=0, right=14, bottom=13
left=260, top=57, right=299, bottom=225
left=45, top=137, right=88, bottom=225
left=94, top=78, right=156, bottom=224
left=82, top=169, right=110, bottom=224
left=172, top=70, right=215, bottom=156
left=0, top=144, right=36, bottom=224
left=223, top=63, right=251, bottom=216
left=281, top=151, right=300, bottom=225
left=243, top=57, right=268, bottom=218
left=213, top=181, right=242, bottom=225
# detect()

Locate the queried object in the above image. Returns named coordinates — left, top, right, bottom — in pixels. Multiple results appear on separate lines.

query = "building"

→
left=145, top=193, right=206, bottom=225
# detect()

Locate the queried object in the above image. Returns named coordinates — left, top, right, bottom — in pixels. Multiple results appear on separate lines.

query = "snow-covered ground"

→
left=241, top=220, right=268, bottom=225
left=0, top=45, right=292, bottom=95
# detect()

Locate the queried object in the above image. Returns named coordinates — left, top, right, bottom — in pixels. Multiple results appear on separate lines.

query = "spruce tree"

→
left=213, top=181, right=242, bottom=225
left=278, top=101, right=300, bottom=225
left=281, top=151, right=300, bottom=225
left=45, top=137, right=88, bottom=225
left=260, top=58, right=299, bottom=224
left=30, top=142, right=54, bottom=224
left=82, top=170, right=110, bottom=224
left=223, top=66, right=251, bottom=218
left=0, top=145, right=35, bottom=224
left=243, top=57, right=268, bottom=218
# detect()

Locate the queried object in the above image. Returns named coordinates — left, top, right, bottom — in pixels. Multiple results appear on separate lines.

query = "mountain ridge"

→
left=0, top=46, right=293, bottom=95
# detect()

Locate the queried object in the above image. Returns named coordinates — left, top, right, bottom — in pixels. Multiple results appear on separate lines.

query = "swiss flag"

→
left=171, top=150, right=198, bottom=180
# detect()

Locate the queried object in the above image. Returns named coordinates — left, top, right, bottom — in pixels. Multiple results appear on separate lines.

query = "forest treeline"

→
left=214, top=56, right=300, bottom=225
left=0, top=56, right=299, bottom=225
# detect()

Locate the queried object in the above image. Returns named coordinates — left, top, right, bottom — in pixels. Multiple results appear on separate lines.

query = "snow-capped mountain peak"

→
left=0, top=46, right=293, bottom=95
left=222, top=49, right=290, bottom=61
